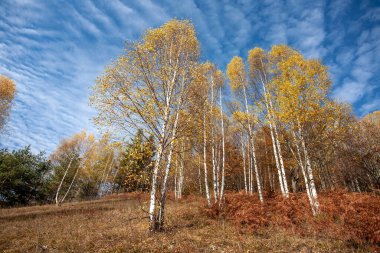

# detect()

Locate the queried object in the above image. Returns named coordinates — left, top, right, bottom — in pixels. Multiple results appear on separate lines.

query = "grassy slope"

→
left=0, top=193, right=375, bottom=253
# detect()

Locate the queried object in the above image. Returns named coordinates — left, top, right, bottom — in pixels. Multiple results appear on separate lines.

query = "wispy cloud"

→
left=0, top=0, right=379, bottom=153
left=332, top=15, right=380, bottom=115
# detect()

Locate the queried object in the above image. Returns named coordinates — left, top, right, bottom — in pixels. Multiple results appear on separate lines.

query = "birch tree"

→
left=191, top=63, right=225, bottom=204
left=248, top=48, right=289, bottom=197
left=227, top=56, right=264, bottom=202
left=91, top=20, right=199, bottom=230
left=51, top=131, right=95, bottom=206
left=208, top=66, right=224, bottom=204
left=269, top=45, right=331, bottom=215
left=218, top=82, right=226, bottom=203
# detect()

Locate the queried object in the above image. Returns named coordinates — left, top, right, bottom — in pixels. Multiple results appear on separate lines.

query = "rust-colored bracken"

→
left=206, top=190, right=380, bottom=250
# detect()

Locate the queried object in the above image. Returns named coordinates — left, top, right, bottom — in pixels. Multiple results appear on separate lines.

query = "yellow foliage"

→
left=232, top=111, right=257, bottom=126
left=362, top=110, right=380, bottom=128
left=0, top=75, right=16, bottom=129
left=226, top=56, right=246, bottom=90
left=0, top=75, right=16, bottom=101
left=144, top=19, right=199, bottom=59
left=91, top=19, right=200, bottom=140
left=248, top=47, right=266, bottom=77
left=269, top=44, right=299, bottom=64
left=270, top=47, right=331, bottom=125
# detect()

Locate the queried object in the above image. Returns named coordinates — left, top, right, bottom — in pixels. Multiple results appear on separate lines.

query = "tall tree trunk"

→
left=110, top=166, right=120, bottom=194
left=149, top=140, right=164, bottom=230
left=242, top=86, right=263, bottom=202
left=99, top=154, right=111, bottom=189
left=148, top=63, right=180, bottom=231
left=248, top=143, right=252, bottom=194
left=158, top=110, right=180, bottom=228
left=260, top=69, right=288, bottom=198
left=174, top=158, right=178, bottom=200
left=251, top=143, right=263, bottom=201
left=241, top=135, right=248, bottom=193
left=198, top=156, right=202, bottom=195
left=60, top=163, right=81, bottom=204
left=273, top=123, right=289, bottom=197
left=291, top=128, right=319, bottom=216
left=55, top=155, right=75, bottom=206
left=293, top=135, right=314, bottom=213
left=203, top=111, right=211, bottom=207
left=210, top=81, right=218, bottom=203
left=219, top=87, right=226, bottom=203
left=300, top=132, right=319, bottom=215
left=179, top=145, right=184, bottom=199
left=264, top=136, right=273, bottom=192
left=216, top=141, right=220, bottom=200
left=149, top=123, right=167, bottom=230
left=101, top=159, right=114, bottom=195
left=247, top=143, right=251, bottom=194
left=268, top=122, right=284, bottom=195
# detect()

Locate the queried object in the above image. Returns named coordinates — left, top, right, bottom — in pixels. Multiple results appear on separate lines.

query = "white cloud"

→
left=360, top=98, right=380, bottom=115
left=332, top=79, right=366, bottom=104
left=0, top=0, right=379, bottom=152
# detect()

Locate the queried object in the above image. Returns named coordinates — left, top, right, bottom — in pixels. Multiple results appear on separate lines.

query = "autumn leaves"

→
left=227, top=46, right=332, bottom=215
left=91, top=20, right=334, bottom=230
left=0, top=75, right=16, bottom=133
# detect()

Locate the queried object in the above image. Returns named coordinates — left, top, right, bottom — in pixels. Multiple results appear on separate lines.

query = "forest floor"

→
left=0, top=191, right=379, bottom=253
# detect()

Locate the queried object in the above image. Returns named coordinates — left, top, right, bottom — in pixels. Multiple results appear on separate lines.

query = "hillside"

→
left=1, top=192, right=379, bottom=252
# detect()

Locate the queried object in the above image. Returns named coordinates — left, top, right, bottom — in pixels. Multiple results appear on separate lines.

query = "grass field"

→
left=0, top=192, right=377, bottom=252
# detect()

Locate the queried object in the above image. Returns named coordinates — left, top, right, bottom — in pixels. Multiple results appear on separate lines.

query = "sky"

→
left=0, top=0, right=379, bottom=153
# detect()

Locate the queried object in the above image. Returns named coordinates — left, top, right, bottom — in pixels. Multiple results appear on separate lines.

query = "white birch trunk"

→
left=158, top=109, right=180, bottom=227
left=148, top=63, right=180, bottom=229
left=260, top=69, right=288, bottom=198
left=149, top=112, right=168, bottom=230
left=268, top=122, right=284, bottom=195
left=251, top=142, right=263, bottom=202
left=248, top=143, right=252, bottom=194
left=55, top=155, right=75, bottom=206
left=291, top=128, right=319, bottom=216
left=110, top=166, right=120, bottom=194
left=216, top=141, right=220, bottom=200
left=292, top=133, right=313, bottom=211
left=99, top=154, right=111, bottom=188
left=263, top=85, right=286, bottom=197
left=174, top=160, right=178, bottom=200
left=241, top=135, right=248, bottom=193
left=219, top=87, right=226, bottom=203
left=203, top=111, right=211, bottom=207
left=273, top=123, right=289, bottom=197
left=101, top=159, right=114, bottom=195
left=300, top=132, right=319, bottom=215
left=243, top=86, right=263, bottom=202
left=247, top=144, right=250, bottom=193
left=198, top=156, right=202, bottom=195
left=149, top=143, right=163, bottom=230
left=210, top=81, right=218, bottom=203
left=179, top=149, right=184, bottom=199
left=60, top=164, right=81, bottom=204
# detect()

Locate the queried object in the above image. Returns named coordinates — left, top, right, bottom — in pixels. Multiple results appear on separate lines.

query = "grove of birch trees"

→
left=88, top=19, right=380, bottom=231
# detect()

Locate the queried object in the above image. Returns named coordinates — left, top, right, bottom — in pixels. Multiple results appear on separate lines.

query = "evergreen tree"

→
left=0, top=146, right=53, bottom=206
left=115, top=130, right=155, bottom=192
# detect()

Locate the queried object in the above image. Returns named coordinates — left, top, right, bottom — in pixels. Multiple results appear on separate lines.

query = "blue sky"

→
left=0, top=0, right=379, bottom=153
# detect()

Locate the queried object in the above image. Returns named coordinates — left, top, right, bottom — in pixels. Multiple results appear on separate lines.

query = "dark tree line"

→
left=0, top=130, right=155, bottom=207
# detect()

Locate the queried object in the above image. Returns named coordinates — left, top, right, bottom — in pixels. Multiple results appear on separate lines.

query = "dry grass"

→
left=0, top=192, right=376, bottom=252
